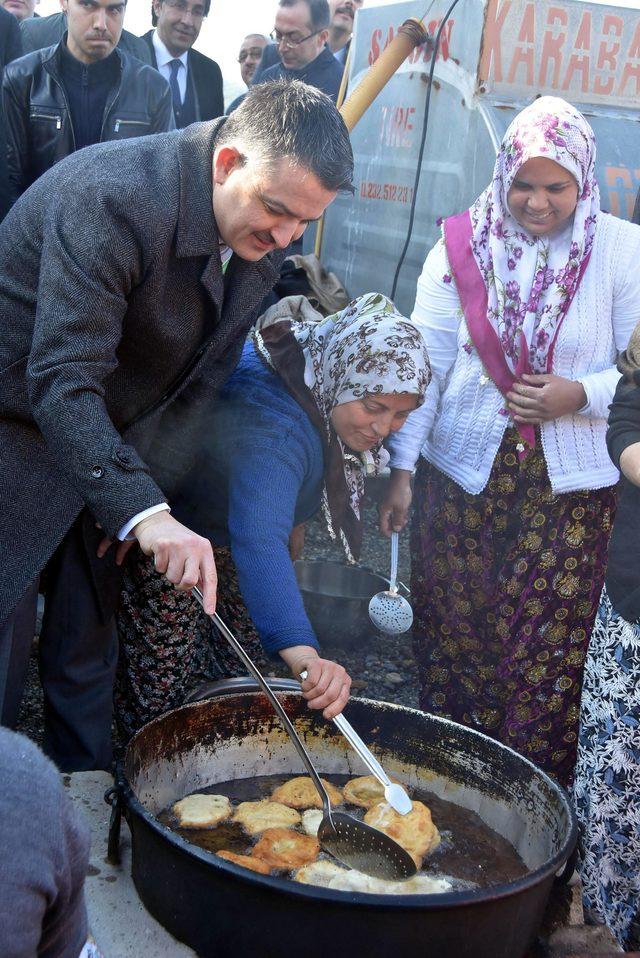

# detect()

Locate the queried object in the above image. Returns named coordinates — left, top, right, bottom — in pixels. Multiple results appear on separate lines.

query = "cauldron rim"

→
left=120, top=692, right=578, bottom=910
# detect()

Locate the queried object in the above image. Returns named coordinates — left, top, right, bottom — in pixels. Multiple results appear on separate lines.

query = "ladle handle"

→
left=192, top=587, right=331, bottom=813
left=389, top=532, right=399, bottom=594
left=299, top=671, right=389, bottom=788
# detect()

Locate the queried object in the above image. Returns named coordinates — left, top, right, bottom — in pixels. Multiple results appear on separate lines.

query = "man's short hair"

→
left=151, top=0, right=211, bottom=28
left=278, top=0, right=330, bottom=31
left=218, top=80, right=353, bottom=194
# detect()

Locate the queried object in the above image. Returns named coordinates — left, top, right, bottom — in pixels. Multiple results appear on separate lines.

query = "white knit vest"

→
left=388, top=213, right=640, bottom=495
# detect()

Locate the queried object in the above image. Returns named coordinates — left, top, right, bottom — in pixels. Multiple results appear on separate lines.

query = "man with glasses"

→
left=226, top=32, right=267, bottom=114
left=142, top=0, right=223, bottom=128
left=260, top=0, right=343, bottom=103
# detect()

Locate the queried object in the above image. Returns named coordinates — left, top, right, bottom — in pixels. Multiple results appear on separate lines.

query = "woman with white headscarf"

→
left=116, top=292, right=430, bottom=738
left=381, top=96, right=640, bottom=790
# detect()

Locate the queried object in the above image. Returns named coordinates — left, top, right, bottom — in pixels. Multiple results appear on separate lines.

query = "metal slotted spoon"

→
left=192, top=587, right=416, bottom=881
left=368, top=532, right=414, bottom=635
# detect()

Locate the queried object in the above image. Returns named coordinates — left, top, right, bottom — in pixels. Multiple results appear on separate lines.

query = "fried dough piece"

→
left=233, top=800, right=301, bottom=836
left=172, top=794, right=231, bottom=829
left=252, top=828, right=320, bottom=869
left=301, top=809, right=323, bottom=837
left=328, top=869, right=451, bottom=895
left=217, top=850, right=272, bottom=875
left=364, top=800, right=440, bottom=867
left=294, top=860, right=346, bottom=887
left=342, top=774, right=403, bottom=810
left=270, top=776, right=343, bottom=810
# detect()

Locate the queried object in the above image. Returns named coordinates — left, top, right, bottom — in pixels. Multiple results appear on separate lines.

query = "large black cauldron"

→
left=114, top=686, right=576, bottom=958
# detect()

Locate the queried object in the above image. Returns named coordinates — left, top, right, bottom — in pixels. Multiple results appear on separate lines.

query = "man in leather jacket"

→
left=2, top=0, right=174, bottom=203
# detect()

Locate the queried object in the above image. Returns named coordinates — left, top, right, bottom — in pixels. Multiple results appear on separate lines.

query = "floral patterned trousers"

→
left=411, top=430, right=616, bottom=789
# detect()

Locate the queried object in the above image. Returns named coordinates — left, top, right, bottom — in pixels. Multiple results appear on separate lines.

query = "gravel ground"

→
left=15, top=478, right=417, bottom=746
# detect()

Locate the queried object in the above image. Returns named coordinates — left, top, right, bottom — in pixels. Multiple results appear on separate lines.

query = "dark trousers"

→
left=0, top=520, right=119, bottom=772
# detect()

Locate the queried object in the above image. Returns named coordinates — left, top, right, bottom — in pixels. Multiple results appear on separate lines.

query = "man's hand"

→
left=378, top=469, right=413, bottom=536
left=506, top=373, right=587, bottom=425
left=96, top=535, right=138, bottom=566
left=279, top=646, right=351, bottom=720
left=134, top=512, right=217, bottom=614
left=619, top=440, right=640, bottom=486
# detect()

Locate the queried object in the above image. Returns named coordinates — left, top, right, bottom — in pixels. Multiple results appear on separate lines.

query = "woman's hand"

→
left=378, top=468, right=413, bottom=536
left=289, top=523, right=305, bottom=561
left=279, top=646, right=351, bottom=719
left=506, top=373, right=587, bottom=424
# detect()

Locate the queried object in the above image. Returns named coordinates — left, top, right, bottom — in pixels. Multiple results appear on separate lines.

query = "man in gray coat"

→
left=0, top=80, right=353, bottom=771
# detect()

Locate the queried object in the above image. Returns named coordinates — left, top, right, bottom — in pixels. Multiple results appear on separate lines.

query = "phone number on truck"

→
left=360, top=181, right=415, bottom=203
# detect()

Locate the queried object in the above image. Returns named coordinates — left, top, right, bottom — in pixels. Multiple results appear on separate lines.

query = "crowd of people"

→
left=0, top=0, right=638, bottom=954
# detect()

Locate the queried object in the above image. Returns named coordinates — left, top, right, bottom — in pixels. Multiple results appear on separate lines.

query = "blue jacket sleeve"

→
left=225, top=430, right=321, bottom=657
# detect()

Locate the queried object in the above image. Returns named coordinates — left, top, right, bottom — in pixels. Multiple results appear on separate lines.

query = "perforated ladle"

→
left=368, top=531, right=414, bottom=634
left=192, top=587, right=416, bottom=881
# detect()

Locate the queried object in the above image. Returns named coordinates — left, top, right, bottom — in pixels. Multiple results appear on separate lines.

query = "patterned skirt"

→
left=115, top=547, right=277, bottom=741
left=574, top=587, right=640, bottom=950
left=411, top=429, right=616, bottom=789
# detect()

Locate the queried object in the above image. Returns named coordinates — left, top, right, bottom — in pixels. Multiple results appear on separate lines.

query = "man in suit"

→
left=261, top=0, right=343, bottom=103
left=20, top=8, right=152, bottom=63
left=142, top=0, right=223, bottom=128
left=0, top=6, right=20, bottom=219
left=327, top=0, right=363, bottom=67
left=0, top=80, right=353, bottom=772
left=3, top=0, right=174, bottom=203
left=226, top=32, right=267, bottom=114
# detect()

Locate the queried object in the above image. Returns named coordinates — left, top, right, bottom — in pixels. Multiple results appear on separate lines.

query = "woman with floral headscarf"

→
left=380, top=96, right=640, bottom=789
left=115, top=292, right=430, bottom=738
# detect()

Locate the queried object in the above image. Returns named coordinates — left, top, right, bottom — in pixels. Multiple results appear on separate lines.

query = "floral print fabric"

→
left=469, top=95, right=599, bottom=373
left=115, top=548, right=275, bottom=740
left=574, top=587, right=640, bottom=950
left=411, top=429, right=615, bottom=789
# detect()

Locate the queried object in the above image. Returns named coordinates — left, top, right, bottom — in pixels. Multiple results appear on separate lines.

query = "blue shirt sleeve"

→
left=225, top=427, right=321, bottom=657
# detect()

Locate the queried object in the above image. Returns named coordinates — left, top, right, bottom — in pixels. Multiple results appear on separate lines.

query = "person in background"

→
left=2, top=0, right=38, bottom=23
left=20, top=6, right=151, bottom=63
left=116, top=293, right=430, bottom=738
left=142, top=0, right=223, bottom=128
left=226, top=32, right=267, bottom=114
left=261, top=0, right=343, bottom=103
left=0, top=80, right=352, bottom=774
left=573, top=335, right=640, bottom=952
left=0, top=728, right=93, bottom=958
left=327, top=0, right=362, bottom=67
left=3, top=0, right=174, bottom=202
left=239, top=32, right=267, bottom=86
left=0, top=6, right=20, bottom=219
left=381, top=96, right=640, bottom=790
left=249, top=39, right=279, bottom=86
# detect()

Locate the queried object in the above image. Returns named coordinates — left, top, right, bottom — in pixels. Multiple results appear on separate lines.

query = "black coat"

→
left=0, top=118, right=285, bottom=623
left=2, top=43, right=174, bottom=201
left=141, top=30, right=224, bottom=125
left=20, top=12, right=152, bottom=64
left=0, top=7, right=21, bottom=219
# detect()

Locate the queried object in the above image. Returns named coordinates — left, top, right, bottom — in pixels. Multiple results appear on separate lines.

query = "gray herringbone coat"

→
left=0, top=119, right=284, bottom=623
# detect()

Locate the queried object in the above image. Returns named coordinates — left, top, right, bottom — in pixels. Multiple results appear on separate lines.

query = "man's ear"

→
left=213, top=146, right=243, bottom=186
left=318, top=28, right=330, bottom=48
left=152, top=0, right=163, bottom=20
left=59, top=0, right=68, bottom=13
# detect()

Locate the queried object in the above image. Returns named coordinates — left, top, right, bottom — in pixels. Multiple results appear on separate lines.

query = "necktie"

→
left=168, top=58, right=182, bottom=117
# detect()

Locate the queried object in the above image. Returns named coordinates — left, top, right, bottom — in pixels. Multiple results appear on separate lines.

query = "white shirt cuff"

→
left=117, top=503, right=170, bottom=541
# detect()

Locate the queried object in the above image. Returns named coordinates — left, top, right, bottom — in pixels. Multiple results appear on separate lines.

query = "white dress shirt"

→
left=152, top=30, right=188, bottom=104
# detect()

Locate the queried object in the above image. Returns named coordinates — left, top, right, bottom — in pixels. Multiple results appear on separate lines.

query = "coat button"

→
left=91, top=466, right=104, bottom=479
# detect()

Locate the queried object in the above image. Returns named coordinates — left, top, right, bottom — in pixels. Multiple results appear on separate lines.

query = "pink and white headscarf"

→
left=469, top=96, right=599, bottom=374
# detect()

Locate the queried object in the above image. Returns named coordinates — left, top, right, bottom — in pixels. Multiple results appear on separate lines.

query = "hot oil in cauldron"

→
left=158, top=773, right=527, bottom=889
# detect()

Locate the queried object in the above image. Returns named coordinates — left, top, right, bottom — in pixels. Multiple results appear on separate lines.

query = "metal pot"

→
left=294, top=558, right=410, bottom=647
left=110, top=684, right=576, bottom=958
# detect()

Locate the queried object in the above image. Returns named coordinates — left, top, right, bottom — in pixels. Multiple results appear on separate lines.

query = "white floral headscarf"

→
left=470, top=96, right=599, bottom=373
left=254, top=292, right=431, bottom=561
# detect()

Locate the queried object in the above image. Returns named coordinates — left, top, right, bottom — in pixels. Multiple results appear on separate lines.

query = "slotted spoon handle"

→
left=192, top=587, right=331, bottom=814
left=389, top=531, right=399, bottom=594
